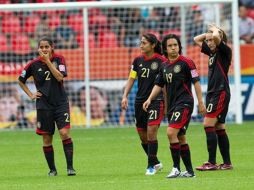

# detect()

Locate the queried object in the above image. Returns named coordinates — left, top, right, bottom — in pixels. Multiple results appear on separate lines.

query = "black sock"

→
left=148, top=140, right=159, bottom=167
left=170, top=143, right=180, bottom=170
left=180, top=144, right=194, bottom=174
left=216, top=129, right=231, bottom=164
left=141, top=143, right=148, bottom=156
left=43, top=145, right=56, bottom=171
left=62, top=138, right=74, bottom=170
left=205, top=127, right=217, bottom=164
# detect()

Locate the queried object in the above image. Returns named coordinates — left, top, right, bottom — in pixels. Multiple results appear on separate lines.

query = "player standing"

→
left=194, top=24, right=233, bottom=170
left=121, top=33, right=166, bottom=175
left=143, top=34, right=206, bottom=178
left=18, top=37, right=76, bottom=176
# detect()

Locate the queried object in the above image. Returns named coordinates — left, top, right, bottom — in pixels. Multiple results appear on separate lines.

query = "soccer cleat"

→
left=67, top=168, right=76, bottom=176
left=166, top=167, right=181, bottom=178
left=145, top=163, right=163, bottom=175
left=218, top=163, right=233, bottom=170
left=196, top=162, right=218, bottom=171
left=180, top=171, right=196, bottom=178
left=48, top=170, right=57, bottom=176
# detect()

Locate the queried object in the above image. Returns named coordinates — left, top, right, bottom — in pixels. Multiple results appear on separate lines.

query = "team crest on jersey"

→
left=173, top=65, right=181, bottom=73
left=209, top=56, right=215, bottom=66
left=21, top=70, right=26, bottom=78
left=151, top=62, right=158, bottom=70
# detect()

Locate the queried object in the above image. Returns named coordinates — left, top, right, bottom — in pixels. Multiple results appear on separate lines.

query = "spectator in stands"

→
left=124, top=8, right=145, bottom=47
left=240, top=0, right=254, bottom=8
left=238, top=5, right=254, bottom=44
left=186, top=9, right=206, bottom=45
left=54, top=14, right=78, bottom=49
left=35, top=14, right=54, bottom=43
left=0, top=86, right=20, bottom=128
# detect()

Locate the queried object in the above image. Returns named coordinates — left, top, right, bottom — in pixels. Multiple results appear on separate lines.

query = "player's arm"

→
left=208, top=23, right=222, bottom=45
left=143, top=85, right=162, bottom=112
left=193, top=81, right=206, bottom=116
left=39, top=50, right=64, bottom=82
left=193, top=33, right=206, bottom=47
left=162, top=86, right=168, bottom=116
left=121, top=77, right=135, bottom=110
left=18, top=80, right=42, bottom=100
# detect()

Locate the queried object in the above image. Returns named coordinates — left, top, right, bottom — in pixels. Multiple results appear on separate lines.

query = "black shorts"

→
left=205, top=91, right=230, bottom=123
left=167, top=104, right=193, bottom=136
left=135, top=100, right=164, bottom=131
left=36, top=103, right=70, bottom=135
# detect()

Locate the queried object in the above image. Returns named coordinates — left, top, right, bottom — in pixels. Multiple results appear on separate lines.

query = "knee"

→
left=59, top=129, right=70, bottom=140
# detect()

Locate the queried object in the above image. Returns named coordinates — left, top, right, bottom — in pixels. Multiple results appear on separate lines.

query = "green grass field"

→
left=0, top=122, right=254, bottom=190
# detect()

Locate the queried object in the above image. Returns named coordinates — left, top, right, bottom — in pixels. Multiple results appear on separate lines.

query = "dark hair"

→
left=162, top=34, right=182, bottom=57
left=142, top=33, right=162, bottom=55
left=38, top=37, right=54, bottom=48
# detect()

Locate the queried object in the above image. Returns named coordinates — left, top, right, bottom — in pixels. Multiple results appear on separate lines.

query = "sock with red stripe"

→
left=43, top=145, right=56, bottom=171
left=205, top=127, right=217, bottom=164
left=170, top=143, right=181, bottom=170
left=216, top=129, right=231, bottom=164
left=180, top=144, right=194, bottom=173
left=62, top=138, right=74, bottom=169
left=148, top=140, right=159, bottom=167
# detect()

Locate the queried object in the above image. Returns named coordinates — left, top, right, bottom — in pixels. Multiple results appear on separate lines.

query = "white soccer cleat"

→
left=154, top=162, right=163, bottom=172
left=166, top=167, right=181, bottom=178
left=145, top=167, right=156, bottom=175
left=180, top=171, right=196, bottom=178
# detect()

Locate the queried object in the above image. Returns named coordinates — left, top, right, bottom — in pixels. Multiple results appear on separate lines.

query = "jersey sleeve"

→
left=58, top=56, right=67, bottom=77
left=201, top=41, right=211, bottom=56
left=217, top=41, right=232, bottom=59
left=18, top=62, right=32, bottom=83
left=128, top=58, right=138, bottom=79
left=186, top=59, right=200, bottom=83
left=154, top=66, right=165, bottom=88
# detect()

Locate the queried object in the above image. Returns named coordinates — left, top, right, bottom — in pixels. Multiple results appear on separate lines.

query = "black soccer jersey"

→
left=18, top=54, right=68, bottom=110
left=129, top=53, right=167, bottom=103
left=155, top=55, right=200, bottom=112
left=201, top=41, right=232, bottom=94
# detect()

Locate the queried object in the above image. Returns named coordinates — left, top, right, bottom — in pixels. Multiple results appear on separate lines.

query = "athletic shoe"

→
left=218, top=164, right=233, bottom=170
left=180, top=171, right=196, bottom=178
left=48, top=170, right=57, bottom=176
left=145, top=163, right=163, bottom=175
left=166, top=167, right=181, bottom=178
left=196, top=162, right=218, bottom=171
left=67, top=168, right=76, bottom=176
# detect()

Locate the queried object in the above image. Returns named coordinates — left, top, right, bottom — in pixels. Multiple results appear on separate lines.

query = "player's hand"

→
left=38, top=49, right=50, bottom=63
left=143, top=99, right=151, bottom=112
left=31, top=91, right=42, bottom=101
left=121, top=97, right=128, bottom=110
left=198, top=102, right=206, bottom=116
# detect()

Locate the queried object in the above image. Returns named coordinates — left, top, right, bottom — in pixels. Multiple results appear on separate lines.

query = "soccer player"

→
left=194, top=24, right=233, bottom=170
left=18, top=37, right=76, bottom=176
left=121, top=33, right=166, bottom=175
left=143, top=34, right=206, bottom=178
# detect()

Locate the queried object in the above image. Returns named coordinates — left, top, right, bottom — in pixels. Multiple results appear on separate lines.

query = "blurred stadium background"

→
left=0, top=0, right=253, bottom=129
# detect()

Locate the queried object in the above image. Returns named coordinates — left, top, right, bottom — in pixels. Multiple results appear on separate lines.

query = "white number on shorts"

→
left=149, top=110, right=158, bottom=120
left=170, top=111, right=181, bottom=121
left=207, top=103, right=213, bottom=113
left=64, top=113, right=70, bottom=122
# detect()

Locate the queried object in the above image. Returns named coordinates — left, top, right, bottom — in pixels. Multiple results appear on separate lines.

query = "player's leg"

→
left=55, top=105, right=75, bottom=176
left=37, top=109, right=57, bottom=176
left=146, top=100, right=164, bottom=175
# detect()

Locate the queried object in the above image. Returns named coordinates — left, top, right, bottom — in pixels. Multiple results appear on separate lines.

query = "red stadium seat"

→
left=1, top=15, right=22, bottom=35
left=68, top=14, right=84, bottom=33
left=0, top=34, right=9, bottom=52
left=10, top=34, right=31, bottom=54
left=247, top=9, right=254, bottom=19
left=98, top=31, right=118, bottom=48
left=48, top=15, right=61, bottom=30
left=89, top=14, right=107, bottom=26
left=23, top=15, right=41, bottom=33
left=163, top=29, right=181, bottom=37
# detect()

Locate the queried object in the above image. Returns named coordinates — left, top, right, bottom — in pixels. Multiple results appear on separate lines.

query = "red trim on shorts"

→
left=36, top=128, right=48, bottom=135
left=136, top=127, right=145, bottom=132
left=64, top=124, right=71, bottom=129
left=169, top=108, right=189, bottom=129
left=206, top=91, right=226, bottom=118
left=148, top=101, right=164, bottom=126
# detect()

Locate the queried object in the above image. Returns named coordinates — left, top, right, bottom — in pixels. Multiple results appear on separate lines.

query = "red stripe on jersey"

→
left=206, top=91, right=226, bottom=118
left=148, top=101, right=164, bottom=126
left=217, top=61, right=229, bottom=84
left=183, top=82, right=193, bottom=97
left=169, top=108, right=190, bottom=129
left=23, top=57, right=40, bottom=70
left=179, top=55, right=196, bottom=69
